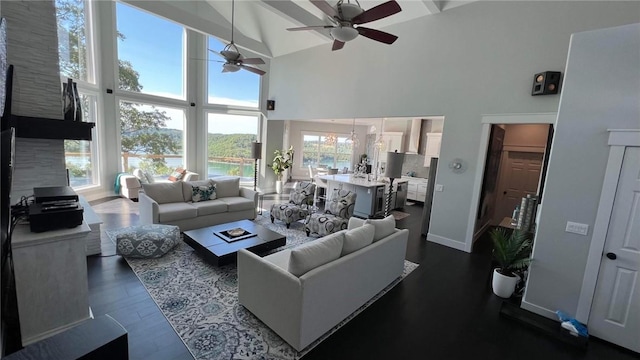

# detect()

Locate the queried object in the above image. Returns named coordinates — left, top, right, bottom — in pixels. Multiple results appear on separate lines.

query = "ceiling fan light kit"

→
left=209, top=0, right=266, bottom=75
left=288, top=0, right=402, bottom=51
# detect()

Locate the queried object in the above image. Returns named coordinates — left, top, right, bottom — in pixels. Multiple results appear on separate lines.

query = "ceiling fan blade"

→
left=356, top=27, right=398, bottom=44
left=310, top=0, right=339, bottom=18
left=240, top=65, right=266, bottom=76
left=352, top=1, right=402, bottom=25
left=241, top=57, right=265, bottom=65
left=287, top=25, right=334, bottom=31
left=208, top=49, right=224, bottom=58
left=332, top=40, right=345, bottom=51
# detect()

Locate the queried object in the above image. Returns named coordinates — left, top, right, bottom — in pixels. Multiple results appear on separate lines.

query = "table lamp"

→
left=384, top=150, right=405, bottom=217
left=251, top=142, right=262, bottom=191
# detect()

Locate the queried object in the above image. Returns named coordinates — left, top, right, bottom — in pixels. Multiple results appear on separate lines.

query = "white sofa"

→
left=118, top=171, right=199, bottom=200
left=138, top=176, right=257, bottom=231
left=238, top=215, right=408, bottom=351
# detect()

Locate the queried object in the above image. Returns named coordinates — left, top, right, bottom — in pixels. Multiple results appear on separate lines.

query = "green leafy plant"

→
left=491, top=228, right=533, bottom=277
left=270, top=146, right=294, bottom=181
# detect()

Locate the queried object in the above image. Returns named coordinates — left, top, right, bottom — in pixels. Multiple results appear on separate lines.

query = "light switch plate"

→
left=435, top=184, right=444, bottom=192
left=565, top=221, right=589, bottom=236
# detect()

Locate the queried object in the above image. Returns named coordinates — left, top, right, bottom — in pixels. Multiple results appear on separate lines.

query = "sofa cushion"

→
left=264, top=249, right=292, bottom=271
left=168, top=167, right=187, bottom=182
left=341, top=224, right=375, bottom=256
left=190, top=199, right=228, bottom=216
left=182, top=180, right=214, bottom=202
left=142, top=181, right=184, bottom=204
left=288, top=231, right=344, bottom=277
left=219, top=197, right=255, bottom=212
left=212, top=177, right=240, bottom=198
left=347, top=217, right=366, bottom=230
left=365, top=215, right=396, bottom=242
left=192, top=184, right=216, bottom=202
left=157, top=202, right=198, bottom=222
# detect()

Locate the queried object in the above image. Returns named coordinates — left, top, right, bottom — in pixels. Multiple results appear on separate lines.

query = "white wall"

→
left=522, top=22, right=640, bottom=320
left=268, top=1, right=640, bottom=249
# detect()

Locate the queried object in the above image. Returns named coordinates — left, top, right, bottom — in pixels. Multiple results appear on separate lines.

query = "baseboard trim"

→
left=521, top=300, right=557, bottom=321
left=426, top=233, right=467, bottom=252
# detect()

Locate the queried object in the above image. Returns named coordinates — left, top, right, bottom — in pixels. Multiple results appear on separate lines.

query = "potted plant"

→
left=270, top=146, right=294, bottom=193
left=490, top=228, right=532, bottom=298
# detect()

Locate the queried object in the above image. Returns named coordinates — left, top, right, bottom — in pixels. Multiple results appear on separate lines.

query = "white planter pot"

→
left=492, top=268, right=519, bottom=298
left=276, top=180, right=283, bottom=194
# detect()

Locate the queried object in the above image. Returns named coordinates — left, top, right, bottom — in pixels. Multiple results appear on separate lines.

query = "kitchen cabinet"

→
left=403, top=176, right=429, bottom=202
left=424, top=133, right=442, bottom=166
left=382, top=132, right=404, bottom=153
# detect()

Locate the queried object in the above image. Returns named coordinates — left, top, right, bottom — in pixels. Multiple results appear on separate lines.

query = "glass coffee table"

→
left=183, top=220, right=286, bottom=266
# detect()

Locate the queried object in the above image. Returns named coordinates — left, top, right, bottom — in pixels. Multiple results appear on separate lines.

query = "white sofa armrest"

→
left=183, top=171, right=199, bottom=181
left=237, top=249, right=303, bottom=348
left=138, top=191, right=160, bottom=225
left=239, top=188, right=258, bottom=218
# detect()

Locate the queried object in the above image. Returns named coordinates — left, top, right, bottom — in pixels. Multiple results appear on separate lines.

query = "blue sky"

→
left=115, top=3, right=261, bottom=133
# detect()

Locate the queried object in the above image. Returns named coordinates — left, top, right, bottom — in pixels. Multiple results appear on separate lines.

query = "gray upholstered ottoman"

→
left=115, top=224, right=180, bottom=258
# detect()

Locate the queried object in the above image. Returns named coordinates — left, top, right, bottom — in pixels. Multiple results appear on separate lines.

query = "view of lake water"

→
left=67, top=156, right=254, bottom=187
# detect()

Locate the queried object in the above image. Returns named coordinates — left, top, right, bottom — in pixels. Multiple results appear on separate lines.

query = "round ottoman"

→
left=115, top=224, right=180, bottom=258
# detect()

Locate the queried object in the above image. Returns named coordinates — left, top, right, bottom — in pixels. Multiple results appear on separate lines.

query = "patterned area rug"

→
left=108, top=214, right=418, bottom=360
left=391, top=210, right=411, bottom=220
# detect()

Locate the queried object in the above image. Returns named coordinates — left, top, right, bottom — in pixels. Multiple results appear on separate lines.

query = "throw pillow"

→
left=141, top=182, right=184, bottom=204
left=365, top=215, right=396, bottom=242
left=191, top=184, right=216, bottom=202
left=211, top=177, right=240, bottom=198
left=341, top=224, right=375, bottom=256
left=288, top=231, right=344, bottom=277
left=133, top=168, right=148, bottom=184
left=347, top=217, right=366, bottom=230
left=168, top=168, right=187, bottom=182
left=143, top=170, right=155, bottom=184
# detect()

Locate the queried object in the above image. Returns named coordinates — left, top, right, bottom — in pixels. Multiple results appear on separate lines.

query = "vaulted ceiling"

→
left=129, top=0, right=475, bottom=58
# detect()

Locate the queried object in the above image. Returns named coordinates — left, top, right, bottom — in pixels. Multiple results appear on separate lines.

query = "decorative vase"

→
left=492, top=268, right=519, bottom=298
left=276, top=180, right=283, bottom=194
left=62, top=78, right=75, bottom=121
left=72, top=81, right=82, bottom=122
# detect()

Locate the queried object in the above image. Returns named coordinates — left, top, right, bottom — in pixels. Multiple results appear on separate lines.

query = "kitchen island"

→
left=317, top=174, right=408, bottom=218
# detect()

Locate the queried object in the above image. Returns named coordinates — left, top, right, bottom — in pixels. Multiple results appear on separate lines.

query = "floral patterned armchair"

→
left=305, top=189, right=357, bottom=237
left=270, top=181, right=316, bottom=228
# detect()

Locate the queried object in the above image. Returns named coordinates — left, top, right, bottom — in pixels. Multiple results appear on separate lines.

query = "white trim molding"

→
left=427, top=233, right=466, bottom=252
left=465, top=113, right=556, bottom=253
left=575, top=129, right=640, bottom=323
left=521, top=299, right=557, bottom=320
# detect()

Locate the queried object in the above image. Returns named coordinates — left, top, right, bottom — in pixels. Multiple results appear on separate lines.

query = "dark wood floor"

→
left=86, top=196, right=637, bottom=360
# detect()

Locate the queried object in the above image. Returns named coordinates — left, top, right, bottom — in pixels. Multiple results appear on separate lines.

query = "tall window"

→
left=65, top=94, right=98, bottom=187
left=207, top=37, right=260, bottom=108
left=55, top=0, right=93, bottom=83
left=116, top=3, right=185, bottom=99
left=302, top=133, right=352, bottom=169
left=207, top=114, right=258, bottom=180
left=56, top=0, right=100, bottom=188
left=120, top=101, right=185, bottom=180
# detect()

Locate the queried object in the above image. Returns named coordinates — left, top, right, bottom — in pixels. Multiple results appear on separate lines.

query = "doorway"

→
left=472, top=122, right=553, bottom=246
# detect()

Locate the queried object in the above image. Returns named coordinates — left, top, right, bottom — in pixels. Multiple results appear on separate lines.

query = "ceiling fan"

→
left=209, top=0, right=266, bottom=75
left=287, top=0, right=402, bottom=51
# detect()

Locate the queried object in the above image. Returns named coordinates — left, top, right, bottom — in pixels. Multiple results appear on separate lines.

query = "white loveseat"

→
left=238, top=215, right=408, bottom=351
left=138, top=176, right=257, bottom=231
left=118, top=170, right=199, bottom=200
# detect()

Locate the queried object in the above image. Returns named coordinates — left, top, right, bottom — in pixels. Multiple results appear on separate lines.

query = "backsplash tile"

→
left=402, top=154, right=430, bottom=178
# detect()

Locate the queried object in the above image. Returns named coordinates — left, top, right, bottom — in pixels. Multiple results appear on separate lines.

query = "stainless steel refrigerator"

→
left=421, top=157, right=438, bottom=235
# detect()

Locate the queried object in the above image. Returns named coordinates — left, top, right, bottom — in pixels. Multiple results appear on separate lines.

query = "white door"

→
left=589, top=147, right=640, bottom=353
left=494, top=151, right=543, bottom=223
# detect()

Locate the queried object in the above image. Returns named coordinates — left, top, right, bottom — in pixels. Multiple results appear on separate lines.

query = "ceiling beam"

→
left=257, top=0, right=333, bottom=41
left=421, top=0, right=442, bottom=14
left=123, top=0, right=273, bottom=58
